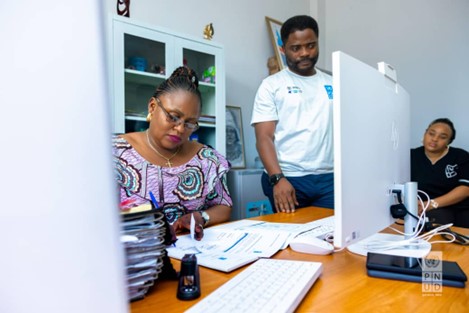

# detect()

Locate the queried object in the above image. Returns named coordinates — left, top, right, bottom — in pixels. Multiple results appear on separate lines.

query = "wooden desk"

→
left=130, top=207, right=469, bottom=313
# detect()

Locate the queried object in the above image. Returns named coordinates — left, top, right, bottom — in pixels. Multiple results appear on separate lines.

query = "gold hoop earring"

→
left=146, top=113, right=152, bottom=122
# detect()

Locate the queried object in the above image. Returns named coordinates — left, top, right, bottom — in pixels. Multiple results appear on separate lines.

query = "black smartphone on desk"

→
left=366, top=252, right=467, bottom=288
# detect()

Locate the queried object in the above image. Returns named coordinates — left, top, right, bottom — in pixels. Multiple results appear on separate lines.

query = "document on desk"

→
left=166, top=219, right=317, bottom=272
left=221, top=221, right=317, bottom=249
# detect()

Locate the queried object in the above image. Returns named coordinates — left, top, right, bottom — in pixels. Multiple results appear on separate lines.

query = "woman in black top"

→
left=411, top=118, right=469, bottom=227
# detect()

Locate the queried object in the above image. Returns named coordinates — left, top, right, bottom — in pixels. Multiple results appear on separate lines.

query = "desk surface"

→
left=130, top=207, right=469, bottom=313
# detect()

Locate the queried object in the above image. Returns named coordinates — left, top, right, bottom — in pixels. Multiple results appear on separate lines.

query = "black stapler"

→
left=177, top=254, right=201, bottom=300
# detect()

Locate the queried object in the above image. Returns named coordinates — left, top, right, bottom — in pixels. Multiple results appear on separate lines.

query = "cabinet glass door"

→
left=174, top=38, right=225, bottom=154
left=112, top=19, right=174, bottom=133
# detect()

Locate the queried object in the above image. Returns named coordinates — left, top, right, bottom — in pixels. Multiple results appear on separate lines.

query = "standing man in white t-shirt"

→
left=251, top=15, right=334, bottom=213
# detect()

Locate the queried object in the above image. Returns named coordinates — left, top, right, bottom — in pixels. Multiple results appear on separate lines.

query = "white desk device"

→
left=289, top=215, right=335, bottom=255
left=289, top=235, right=334, bottom=255
left=332, top=51, right=430, bottom=261
left=186, top=258, right=323, bottom=313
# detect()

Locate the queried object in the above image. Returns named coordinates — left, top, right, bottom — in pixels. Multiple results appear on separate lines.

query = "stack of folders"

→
left=121, top=204, right=167, bottom=301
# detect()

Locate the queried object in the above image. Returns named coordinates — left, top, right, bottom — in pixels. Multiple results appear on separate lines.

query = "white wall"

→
left=106, top=0, right=312, bottom=168
left=319, top=0, right=469, bottom=150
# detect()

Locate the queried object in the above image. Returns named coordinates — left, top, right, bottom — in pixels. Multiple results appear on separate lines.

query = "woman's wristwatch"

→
left=200, top=211, right=210, bottom=226
left=430, top=199, right=439, bottom=209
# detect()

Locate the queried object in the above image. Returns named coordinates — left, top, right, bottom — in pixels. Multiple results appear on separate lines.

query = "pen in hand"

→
left=150, top=191, right=177, bottom=246
left=149, top=191, right=160, bottom=209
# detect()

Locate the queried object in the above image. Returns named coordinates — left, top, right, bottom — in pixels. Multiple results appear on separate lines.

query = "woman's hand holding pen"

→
left=172, top=212, right=205, bottom=240
left=148, top=192, right=205, bottom=240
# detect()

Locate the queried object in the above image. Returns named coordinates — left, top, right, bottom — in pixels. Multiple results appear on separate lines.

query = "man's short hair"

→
left=280, top=15, right=319, bottom=46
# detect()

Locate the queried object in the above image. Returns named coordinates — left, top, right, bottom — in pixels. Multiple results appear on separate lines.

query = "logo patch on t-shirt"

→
left=324, top=85, right=333, bottom=99
left=287, top=86, right=302, bottom=94
left=445, top=164, right=458, bottom=178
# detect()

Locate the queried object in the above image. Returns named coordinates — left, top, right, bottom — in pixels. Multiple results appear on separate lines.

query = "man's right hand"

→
left=273, top=179, right=299, bottom=213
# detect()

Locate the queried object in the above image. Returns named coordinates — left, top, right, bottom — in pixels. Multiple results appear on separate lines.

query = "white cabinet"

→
left=227, top=169, right=273, bottom=220
left=109, top=15, right=226, bottom=155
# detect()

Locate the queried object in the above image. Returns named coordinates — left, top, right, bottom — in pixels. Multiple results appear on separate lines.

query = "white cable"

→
left=389, top=191, right=429, bottom=238
left=366, top=190, right=454, bottom=251
left=367, top=222, right=454, bottom=251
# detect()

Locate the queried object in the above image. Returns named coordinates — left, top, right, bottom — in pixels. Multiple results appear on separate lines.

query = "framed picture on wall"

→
left=225, top=106, right=245, bottom=169
left=265, top=16, right=286, bottom=70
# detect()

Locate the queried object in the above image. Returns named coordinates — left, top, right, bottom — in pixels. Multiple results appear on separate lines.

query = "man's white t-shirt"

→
left=251, top=68, right=333, bottom=177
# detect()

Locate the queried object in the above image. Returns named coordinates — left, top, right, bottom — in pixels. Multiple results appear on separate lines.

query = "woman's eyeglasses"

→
left=155, top=98, right=199, bottom=131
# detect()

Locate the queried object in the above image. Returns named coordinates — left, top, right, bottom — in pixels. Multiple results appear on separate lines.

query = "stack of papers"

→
left=166, top=219, right=317, bottom=272
left=121, top=204, right=167, bottom=301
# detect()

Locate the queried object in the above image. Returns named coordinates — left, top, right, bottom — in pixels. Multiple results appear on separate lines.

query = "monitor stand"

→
left=346, top=182, right=431, bottom=263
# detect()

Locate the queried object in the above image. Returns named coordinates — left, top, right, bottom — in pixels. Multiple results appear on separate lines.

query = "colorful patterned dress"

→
left=112, top=135, right=232, bottom=224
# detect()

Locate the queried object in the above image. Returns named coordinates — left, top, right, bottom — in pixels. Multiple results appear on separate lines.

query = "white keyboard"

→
left=185, top=258, right=323, bottom=313
left=299, top=216, right=335, bottom=240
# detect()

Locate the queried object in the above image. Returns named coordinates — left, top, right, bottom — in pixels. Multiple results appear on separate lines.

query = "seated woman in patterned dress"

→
left=113, top=66, right=232, bottom=239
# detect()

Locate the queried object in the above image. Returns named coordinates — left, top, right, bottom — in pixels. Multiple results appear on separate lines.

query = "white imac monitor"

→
left=332, top=51, right=430, bottom=258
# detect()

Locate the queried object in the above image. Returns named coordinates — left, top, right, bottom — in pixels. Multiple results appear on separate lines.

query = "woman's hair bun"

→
left=170, top=66, right=199, bottom=88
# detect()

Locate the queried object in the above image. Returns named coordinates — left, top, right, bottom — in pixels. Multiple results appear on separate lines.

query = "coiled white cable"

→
left=365, top=189, right=456, bottom=251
